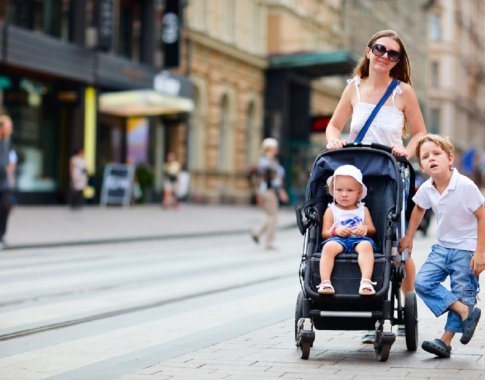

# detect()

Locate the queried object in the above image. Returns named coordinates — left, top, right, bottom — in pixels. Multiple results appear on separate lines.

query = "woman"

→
left=325, top=30, right=427, bottom=341
left=162, top=152, right=181, bottom=208
left=251, top=138, right=288, bottom=250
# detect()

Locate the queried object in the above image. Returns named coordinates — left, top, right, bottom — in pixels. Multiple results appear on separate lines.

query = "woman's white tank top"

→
left=348, top=76, right=405, bottom=147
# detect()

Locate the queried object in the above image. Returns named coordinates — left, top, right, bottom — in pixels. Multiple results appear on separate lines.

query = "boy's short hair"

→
left=415, top=134, right=454, bottom=164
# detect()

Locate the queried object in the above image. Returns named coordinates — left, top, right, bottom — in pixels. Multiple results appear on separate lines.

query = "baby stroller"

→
left=294, top=143, right=418, bottom=362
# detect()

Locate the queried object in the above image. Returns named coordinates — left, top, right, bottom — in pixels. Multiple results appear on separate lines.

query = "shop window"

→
left=6, top=78, right=60, bottom=193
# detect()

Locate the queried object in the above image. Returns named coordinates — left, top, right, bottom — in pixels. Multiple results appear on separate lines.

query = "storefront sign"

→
left=100, top=163, right=134, bottom=207
left=162, top=0, right=180, bottom=68
left=97, top=0, right=114, bottom=51
left=154, top=71, right=181, bottom=96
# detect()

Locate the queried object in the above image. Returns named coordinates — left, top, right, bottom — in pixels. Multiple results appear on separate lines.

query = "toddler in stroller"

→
left=295, top=144, right=418, bottom=362
left=317, top=164, right=378, bottom=296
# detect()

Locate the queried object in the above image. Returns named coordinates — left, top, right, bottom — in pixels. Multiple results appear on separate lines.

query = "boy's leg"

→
left=402, top=257, right=416, bottom=294
left=447, top=249, right=480, bottom=343
left=415, top=245, right=458, bottom=317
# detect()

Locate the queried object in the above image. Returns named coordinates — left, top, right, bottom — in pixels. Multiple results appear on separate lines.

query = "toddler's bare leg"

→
left=320, top=241, right=344, bottom=282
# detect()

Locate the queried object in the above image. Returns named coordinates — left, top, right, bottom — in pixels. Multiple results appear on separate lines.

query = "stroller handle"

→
left=342, top=142, right=410, bottom=165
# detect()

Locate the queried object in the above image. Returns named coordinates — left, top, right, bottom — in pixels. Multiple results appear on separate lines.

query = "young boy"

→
left=399, top=134, right=485, bottom=358
left=317, top=164, right=377, bottom=296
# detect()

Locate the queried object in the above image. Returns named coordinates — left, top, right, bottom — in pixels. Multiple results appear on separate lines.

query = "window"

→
left=218, top=95, right=230, bottom=171
left=430, top=108, right=440, bottom=134
left=431, top=62, right=439, bottom=88
left=430, top=14, right=441, bottom=41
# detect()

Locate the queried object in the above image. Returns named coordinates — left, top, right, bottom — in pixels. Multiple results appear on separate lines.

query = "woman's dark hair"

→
left=354, top=30, right=411, bottom=84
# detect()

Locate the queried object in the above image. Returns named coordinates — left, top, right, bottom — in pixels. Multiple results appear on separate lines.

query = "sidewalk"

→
left=4, top=203, right=297, bottom=249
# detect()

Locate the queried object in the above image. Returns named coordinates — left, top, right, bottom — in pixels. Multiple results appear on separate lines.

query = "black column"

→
left=140, top=0, right=155, bottom=65
left=69, top=0, right=86, bottom=45
left=44, top=0, right=62, bottom=37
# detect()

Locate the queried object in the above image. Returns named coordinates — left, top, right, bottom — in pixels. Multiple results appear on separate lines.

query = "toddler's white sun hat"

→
left=327, top=164, right=367, bottom=201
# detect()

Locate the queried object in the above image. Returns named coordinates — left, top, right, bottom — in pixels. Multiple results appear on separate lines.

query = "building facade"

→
left=0, top=0, right=193, bottom=204
left=426, top=0, right=485, bottom=157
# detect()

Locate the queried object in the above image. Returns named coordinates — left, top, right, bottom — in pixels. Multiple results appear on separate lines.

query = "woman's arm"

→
left=325, top=84, right=354, bottom=149
left=401, top=83, right=427, bottom=158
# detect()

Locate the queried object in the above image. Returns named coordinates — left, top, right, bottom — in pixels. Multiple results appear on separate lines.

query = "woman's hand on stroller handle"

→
left=326, top=138, right=347, bottom=150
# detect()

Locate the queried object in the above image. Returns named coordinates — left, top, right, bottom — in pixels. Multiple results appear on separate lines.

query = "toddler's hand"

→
left=351, top=225, right=367, bottom=236
left=335, top=226, right=352, bottom=237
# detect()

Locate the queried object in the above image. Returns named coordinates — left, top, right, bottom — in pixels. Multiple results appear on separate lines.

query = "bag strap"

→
left=354, top=79, right=400, bottom=143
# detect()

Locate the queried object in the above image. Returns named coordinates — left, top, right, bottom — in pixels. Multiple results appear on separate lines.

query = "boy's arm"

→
left=399, top=205, right=426, bottom=256
left=471, top=205, right=485, bottom=276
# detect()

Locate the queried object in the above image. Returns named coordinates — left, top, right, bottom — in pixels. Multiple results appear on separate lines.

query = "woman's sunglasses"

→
left=370, top=44, right=401, bottom=63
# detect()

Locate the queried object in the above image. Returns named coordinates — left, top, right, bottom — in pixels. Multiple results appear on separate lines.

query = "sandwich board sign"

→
left=100, top=163, right=134, bottom=207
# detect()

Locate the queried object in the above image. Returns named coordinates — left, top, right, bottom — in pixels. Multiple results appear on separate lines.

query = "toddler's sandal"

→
left=317, top=280, right=335, bottom=295
left=359, top=279, right=376, bottom=296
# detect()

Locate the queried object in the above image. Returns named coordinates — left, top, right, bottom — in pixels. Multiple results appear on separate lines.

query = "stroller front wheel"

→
left=404, top=292, right=418, bottom=351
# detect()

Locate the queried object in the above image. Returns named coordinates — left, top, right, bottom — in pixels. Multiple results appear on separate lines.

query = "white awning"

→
left=99, top=89, right=194, bottom=117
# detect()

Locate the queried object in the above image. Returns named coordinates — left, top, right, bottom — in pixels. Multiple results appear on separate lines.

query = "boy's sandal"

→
left=317, top=280, right=335, bottom=295
left=359, top=279, right=377, bottom=296
left=421, top=339, right=451, bottom=358
left=460, top=306, right=481, bottom=344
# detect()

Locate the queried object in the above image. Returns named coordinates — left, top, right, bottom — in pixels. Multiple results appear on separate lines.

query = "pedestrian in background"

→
left=324, top=29, right=427, bottom=341
left=0, top=114, right=15, bottom=247
left=69, top=147, right=88, bottom=210
left=251, top=138, right=288, bottom=250
left=400, top=134, right=485, bottom=358
left=162, top=152, right=181, bottom=208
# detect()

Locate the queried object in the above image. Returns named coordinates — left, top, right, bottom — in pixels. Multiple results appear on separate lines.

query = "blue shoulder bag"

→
left=354, top=79, right=400, bottom=143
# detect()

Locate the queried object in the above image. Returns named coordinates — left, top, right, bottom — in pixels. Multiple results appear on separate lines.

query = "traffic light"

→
left=311, top=114, right=332, bottom=133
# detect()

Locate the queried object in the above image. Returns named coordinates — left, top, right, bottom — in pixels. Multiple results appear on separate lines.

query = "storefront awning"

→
left=268, top=50, right=357, bottom=78
left=99, top=89, right=194, bottom=117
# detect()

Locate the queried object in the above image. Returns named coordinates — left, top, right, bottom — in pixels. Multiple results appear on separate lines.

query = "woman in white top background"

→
left=325, top=30, right=427, bottom=341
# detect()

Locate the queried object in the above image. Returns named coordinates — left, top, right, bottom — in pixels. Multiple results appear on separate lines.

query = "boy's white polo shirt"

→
left=413, top=169, right=484, bottom=251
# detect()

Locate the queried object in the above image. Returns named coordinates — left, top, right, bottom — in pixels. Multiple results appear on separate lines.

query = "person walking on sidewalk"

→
left=400, top=134, right=485, bottom=358
left=162, top=152, right=181, bottom=208
left=251, top=138, right=288, bottom=250
left=69, top=147, right=88, bottom=210
left=0, top=115, right=15, bottom=247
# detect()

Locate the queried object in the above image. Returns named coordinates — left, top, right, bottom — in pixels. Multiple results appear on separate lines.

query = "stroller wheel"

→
left=375, top=342, right=391, bottom=362
left=300, top=342, right=311, bottom=360
left=404, top=292, right=418, bottom=351
left=294, top=291, right=304, bottom=346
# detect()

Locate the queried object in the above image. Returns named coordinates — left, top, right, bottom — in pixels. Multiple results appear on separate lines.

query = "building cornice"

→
left=185, top=30, right=268, bottom=70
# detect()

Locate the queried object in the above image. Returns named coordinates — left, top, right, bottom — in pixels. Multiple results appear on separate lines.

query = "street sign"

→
left=100, top=163, right=134, bottom=207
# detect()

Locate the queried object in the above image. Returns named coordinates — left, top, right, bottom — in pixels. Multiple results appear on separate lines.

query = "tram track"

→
left=0, top=271, right=294, bottom=341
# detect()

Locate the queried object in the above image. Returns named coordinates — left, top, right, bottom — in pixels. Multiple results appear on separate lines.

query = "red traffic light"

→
left=311, top=114, right=332, bottom=132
